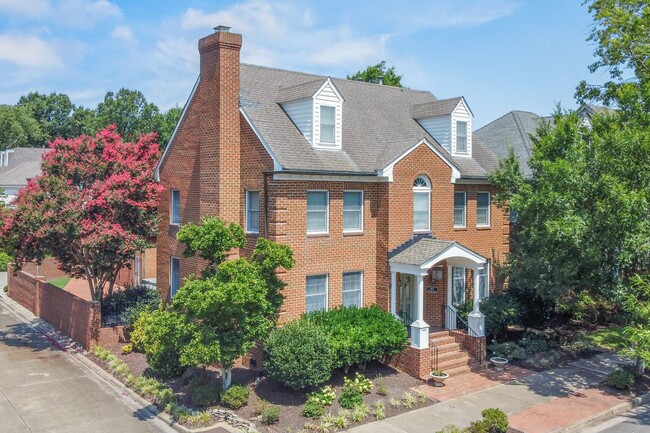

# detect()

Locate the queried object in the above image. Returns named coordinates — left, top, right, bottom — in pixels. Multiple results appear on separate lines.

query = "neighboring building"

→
left=0, top=147, right=49, bottom=205
left=156, top=27, right=509, bottom=378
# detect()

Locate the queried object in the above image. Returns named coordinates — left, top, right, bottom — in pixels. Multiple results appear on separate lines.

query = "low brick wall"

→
left=21, top=258, right=68, bottom=279
left=386, top=344, right=430, bottom=379
left=97, top=325, right=129, bottom=347
left=450, top=330, right=486, bottom=362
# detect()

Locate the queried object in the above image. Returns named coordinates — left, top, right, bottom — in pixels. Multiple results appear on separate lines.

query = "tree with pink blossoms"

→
left=3, top=125, right=163, bottom=304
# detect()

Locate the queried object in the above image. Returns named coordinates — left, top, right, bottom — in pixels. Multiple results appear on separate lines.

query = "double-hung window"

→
left=343, top=191, right=363, bottom=232
left=456, top=121, right=468, bottom=153
left=342, top=271, right=362, bottom=307
left=452, top=266, right=466, bottom=306
left=476, top=192, right=490, bottom=227
left=170, top=257, right=180, bottom=298
left=478, top=264, right=489, bottom=299
left=306, top=274, right=328, bottom=313
left=320, top=106, right=336, bottom=144
left=170, top=190, right=180, bottom=225
left=454, top=192, right=466, bottom=227
left=413, top=176, right=431, bottom=232
left=307, top=191, right=329, bottom=234
left=246, top=191, right=260, bottom=233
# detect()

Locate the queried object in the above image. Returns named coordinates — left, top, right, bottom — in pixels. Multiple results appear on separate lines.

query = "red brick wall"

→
left=386, top=346, right=430, bottom=380
left=22, top=258, right=68, bottom=279
left=8, top=266, right=40, bottom=314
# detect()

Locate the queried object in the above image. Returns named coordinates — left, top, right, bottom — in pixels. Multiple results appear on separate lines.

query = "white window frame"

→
left=170, top=256, right=180, bottom=298
left=343, top=190, right=363, bottom=233
left=245, top=190, right=260, bottom=234
left=306, top=274, right=328, bottom=313
left=413, top=176, right=431, bottom=232
left=454, top=191, right=466, bottom=228
left=476, top=191, right=491, bottom=227
left=170, top=189, right=180, bottom=225
left=452, top=266, right=466, bottom=306
left=478, top=264, right=490, bottom=300
left=456, top=120, right=468, bottom=154
left=319, top=105, right=336, bottom=145
left=342, top=271, right=363, bottom=308
left=306, top=190, right=329, bottom=235
left=134, top=255, right=141, bottom=285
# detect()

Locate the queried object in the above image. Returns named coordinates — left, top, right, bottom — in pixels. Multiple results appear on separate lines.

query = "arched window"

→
left=413, top=175, right=431, bottom=232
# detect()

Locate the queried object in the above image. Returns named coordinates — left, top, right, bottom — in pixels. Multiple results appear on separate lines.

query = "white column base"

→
left=468, top=312, right=485, bottom=337
left=410, top=319, right=429, bottom=349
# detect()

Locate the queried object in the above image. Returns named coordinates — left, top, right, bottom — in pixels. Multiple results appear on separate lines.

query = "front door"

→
left=400, top=275, right=415, bottom=324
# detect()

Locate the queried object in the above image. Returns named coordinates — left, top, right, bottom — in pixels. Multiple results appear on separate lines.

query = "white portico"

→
left=388, top=238, right=487, bottom=349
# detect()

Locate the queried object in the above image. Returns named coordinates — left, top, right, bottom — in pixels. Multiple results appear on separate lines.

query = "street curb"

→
left=555, top=391, right=650, bottom=433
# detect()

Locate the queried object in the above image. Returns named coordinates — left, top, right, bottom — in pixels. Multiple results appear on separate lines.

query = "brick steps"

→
left=429, top=330, right=482, bottom=379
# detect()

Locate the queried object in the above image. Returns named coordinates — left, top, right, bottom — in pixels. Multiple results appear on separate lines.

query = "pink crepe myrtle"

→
left=3, top=125, right=164, bottom=303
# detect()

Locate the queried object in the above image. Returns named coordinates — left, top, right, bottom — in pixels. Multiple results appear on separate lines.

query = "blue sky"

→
left=0, top=0, right=604, bottom=128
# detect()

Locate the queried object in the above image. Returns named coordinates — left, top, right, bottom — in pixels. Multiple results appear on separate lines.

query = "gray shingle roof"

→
left=474, top=111, right=552, bottom=177
left=0, top=147, right=48, bottom=187
left=240, top=64, right=497, bottom=178
left=389, top=239, right=455, bottom=266
left=410, top=97, right=463, bottom=119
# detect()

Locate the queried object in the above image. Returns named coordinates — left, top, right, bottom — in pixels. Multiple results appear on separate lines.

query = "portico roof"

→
left=389, top=238, right=486, bottom=274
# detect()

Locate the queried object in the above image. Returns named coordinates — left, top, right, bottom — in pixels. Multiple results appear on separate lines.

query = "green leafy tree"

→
left=159, top=106, right=182, bottom=149
left=0, top=105, right=45, bottom=149
left=164, top=217, right=293, bottom=389
left=621, top=275, right=650, bottom=375
left=95, top=88, right=162, bottom=142
left=347, top=61, right=403, bottom=87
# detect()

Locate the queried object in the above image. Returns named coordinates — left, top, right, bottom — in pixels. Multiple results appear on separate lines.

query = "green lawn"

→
left=48, top=276, right=71, bottom=289
left=579, top=326, right=627, bottom=351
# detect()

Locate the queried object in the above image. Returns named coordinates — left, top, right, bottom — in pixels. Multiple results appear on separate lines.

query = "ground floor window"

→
left=478, top=264, right=489, bottom=299
left=306, top=274, right=328, bottom=313
left=342, top=271, right=362, bottom=307
left=170, top=257, right=180, bottom=298
left=452, top=266, right=465, bottom=306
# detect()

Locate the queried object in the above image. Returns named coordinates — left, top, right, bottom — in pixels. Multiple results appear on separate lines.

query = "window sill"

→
left=413, top=230, right=431, bottom=235
left=476, top=225, right=491, bottom=230
left=453, top=226, right=467, bottom=231
left=246, top=231, right=260, bottom=236
left=343, top=231, right=364, bottom=236
left=307, top=232, right=330, bottom=238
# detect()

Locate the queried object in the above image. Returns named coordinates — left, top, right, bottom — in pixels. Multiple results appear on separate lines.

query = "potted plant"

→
left=429, top=369, right=449, bottom=387
left=490, top=357, right=509, bottom=371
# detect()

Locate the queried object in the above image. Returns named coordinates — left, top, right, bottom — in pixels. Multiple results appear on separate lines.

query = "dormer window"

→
left=456, top=121, right=468, bottom=153
left=320, top=106, right=336, bottom=144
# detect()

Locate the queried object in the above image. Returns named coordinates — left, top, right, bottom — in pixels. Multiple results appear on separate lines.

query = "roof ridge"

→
left=511, top=111, right=533, bottom=159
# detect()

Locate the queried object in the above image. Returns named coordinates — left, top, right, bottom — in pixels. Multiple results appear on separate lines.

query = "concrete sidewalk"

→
left=349, top=353, right=647, bottom=433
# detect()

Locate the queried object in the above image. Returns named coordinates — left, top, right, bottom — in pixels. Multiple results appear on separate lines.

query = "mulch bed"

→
left=89, top=344, right=433, bottom=432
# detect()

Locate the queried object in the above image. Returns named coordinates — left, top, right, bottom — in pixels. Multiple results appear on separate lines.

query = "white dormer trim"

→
left=378, top=138, right=461, bottom=183
left=312, top=78, right=343, bottom=150
left=451, top=98, right=473, bottom=158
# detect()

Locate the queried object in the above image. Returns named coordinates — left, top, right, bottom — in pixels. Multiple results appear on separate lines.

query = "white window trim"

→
left=318, top=105, right=337, bottom=146
left=170, top=189, right=180, bottom=226
left=456, top=120, right=469, bottom=154
left=479, top=264, right=490, bottom=300
left=170, top=256, right=180, bottom=298
left=306, top=190, right=329, bottom=235
left=476, top=191, right=491, bottom=227
left=343, top=190, right=364, bottom=233
left=454, top=191, right=466, bottom=228
left=413, top=176, right=431, bottom=233
left=342, top=270, right=363, bottom=307
left=452, top=266, right=466, bottom=306
left=245, top=190, right=260, bottom=234
left=306, top=274, right=329, bottom=313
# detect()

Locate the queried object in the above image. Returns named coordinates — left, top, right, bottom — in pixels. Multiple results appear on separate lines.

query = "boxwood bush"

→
left=305, top=305, right=409, bottom=371
left=264, top=321, right=335, bottom=389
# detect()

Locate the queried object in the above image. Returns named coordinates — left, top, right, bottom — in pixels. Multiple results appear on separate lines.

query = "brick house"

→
left=156, top=27, right=509, bottom=378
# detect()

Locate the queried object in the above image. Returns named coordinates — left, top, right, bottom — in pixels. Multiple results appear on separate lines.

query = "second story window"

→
left=413, top=176, right=431, bottom=232
left=171, top=190, right=180, bottom=225
left=320, top=106, right=336, bottom=144
left=246, top=191, right=260, bottom=233
left=477, top=192, right=491, bottom=227
left=456, top=121, right=468, bottom=153
left=307, top=191, right=329, bottom=234
left=454, top=191, right=466, bottom=227
left=343, top=191, right=363, bottom=232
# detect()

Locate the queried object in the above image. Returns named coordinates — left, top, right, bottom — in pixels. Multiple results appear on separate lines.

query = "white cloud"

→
left=0, top=0, right=51, bottom=18
left=0, top=0, right=122, bottom=28
left=112, top=25, right=133, bottom=43
left=0, top=34, right=63, bottom=69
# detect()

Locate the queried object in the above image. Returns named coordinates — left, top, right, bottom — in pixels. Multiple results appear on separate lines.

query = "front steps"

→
left=428, top=330, right=484, bottom=378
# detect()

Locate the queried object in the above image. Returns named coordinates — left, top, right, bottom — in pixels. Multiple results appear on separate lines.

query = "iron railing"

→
left=443, top=305, right=485, bottom=362
left=397, top=310, right=413, bottom=332
left=430, top=345, right=440, bottom=371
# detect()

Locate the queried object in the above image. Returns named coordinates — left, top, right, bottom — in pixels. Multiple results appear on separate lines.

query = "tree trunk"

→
left=222, top=366, right=232, bottom=390
left=636, top=356, right=645, bottom=376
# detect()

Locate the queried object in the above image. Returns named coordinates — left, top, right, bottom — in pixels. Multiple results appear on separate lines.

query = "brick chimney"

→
left=197, top=25, right=242, bottom=225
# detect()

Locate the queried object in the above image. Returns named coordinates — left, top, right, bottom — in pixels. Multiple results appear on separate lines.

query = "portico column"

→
left=390, top=271, right=397, bottom=317
left=410, top=273, right=429, bottom=349
left=468, top=266, right=485, bottom=337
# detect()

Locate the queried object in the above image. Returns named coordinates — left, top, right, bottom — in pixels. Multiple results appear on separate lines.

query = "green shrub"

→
left=488, top=341, right=525, bottom=360
left=507, top=285, right=555, bottom=329
left=188, top=377, right=217, bottom=407
left=607, top=368, right=635, bottom=390
left=0, top=251, right=10, bottom=272
left=456, top=300, right=474, bottom=323
left=435, top=426, right=464, bottom=433
left=338, top=378, right=364, bottom=409
left=265, top=321, right=335, bottom=389
left=220, top=385, right=249, bottom=409
left=101, top=285, right=161, bottom=329
left=373, top=400, right=386, bottom=420
left=519, top=334, right=551, bottom=353
left=308, top=385, right=336, bottom=406
left=481, top=293, right=521, bottom=340
left=343, top=373, right=373, bottom=395
left=2, top=285, right=7, bottom=293
left=481, top=408, right=508, bottom=433
left=261, top=404, right=281, bottom=425
left=306, top=306, right=409, bottom=370
left=301, top=399, right=325, bottom=419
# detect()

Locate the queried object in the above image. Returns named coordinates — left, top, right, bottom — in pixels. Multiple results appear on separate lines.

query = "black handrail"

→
left=397, top=310, right=413, bottom=331
left=443, top=305, right=485, bottom=362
